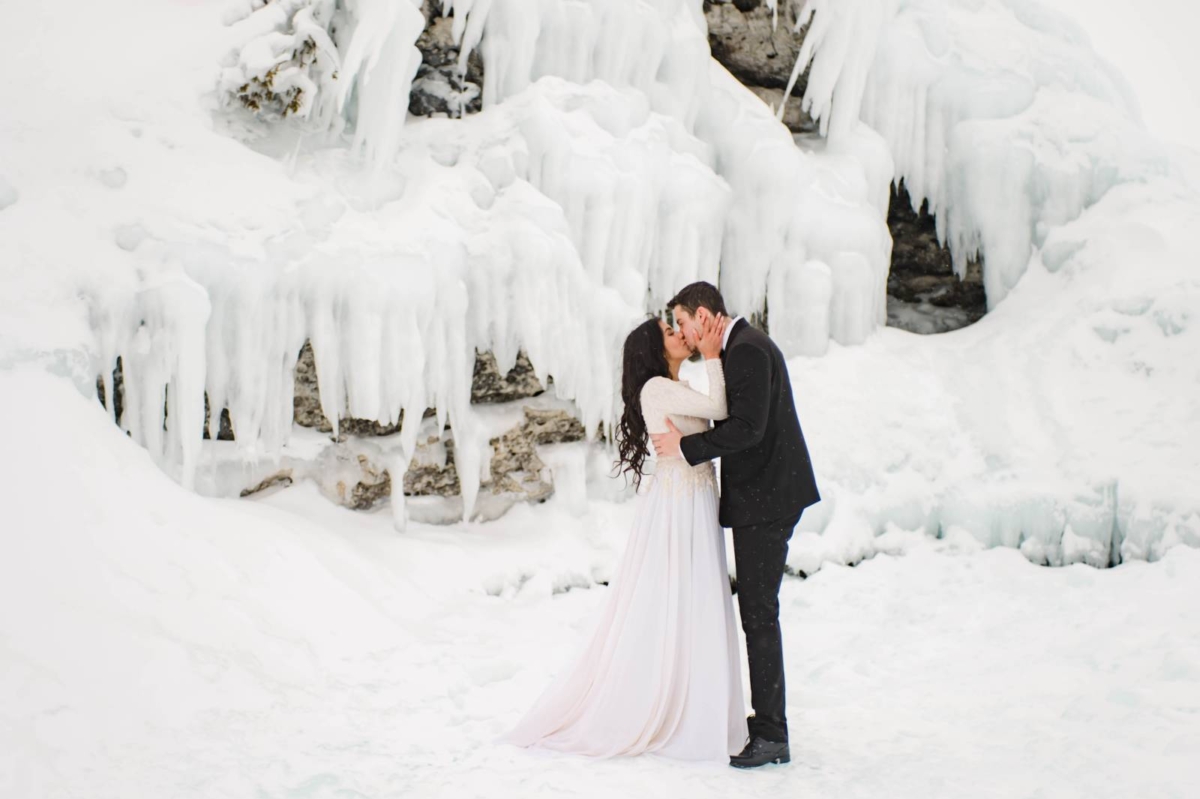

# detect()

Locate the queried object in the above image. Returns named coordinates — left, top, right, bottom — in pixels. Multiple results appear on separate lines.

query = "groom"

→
left=651, top=281, right=820, bottom=769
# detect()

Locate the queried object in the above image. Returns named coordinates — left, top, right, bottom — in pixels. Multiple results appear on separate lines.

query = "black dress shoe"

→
left=730, top=735, right=790, bottom=768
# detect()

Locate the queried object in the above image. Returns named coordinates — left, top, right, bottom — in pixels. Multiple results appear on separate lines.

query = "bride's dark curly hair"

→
left=614, top=317, right=671, bottom=488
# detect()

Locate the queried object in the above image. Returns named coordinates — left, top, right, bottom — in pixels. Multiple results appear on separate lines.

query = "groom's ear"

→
left=694, top=307, right=711, bottom=325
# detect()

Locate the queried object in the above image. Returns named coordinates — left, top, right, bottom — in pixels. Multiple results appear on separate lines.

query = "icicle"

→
left=334, top=0, right=426, bottom=166
left=89, top=259, right=211, bottom=490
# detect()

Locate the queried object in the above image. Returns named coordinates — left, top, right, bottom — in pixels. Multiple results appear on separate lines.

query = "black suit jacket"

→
left=680, top=319, right=820, bottom=528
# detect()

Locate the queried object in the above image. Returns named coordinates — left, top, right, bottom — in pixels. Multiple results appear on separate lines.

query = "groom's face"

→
left=671, top=305, right=707, bottom=350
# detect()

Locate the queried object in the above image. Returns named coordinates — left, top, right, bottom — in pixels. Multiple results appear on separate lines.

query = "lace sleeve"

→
left=642, top=360, right=728, bottom=421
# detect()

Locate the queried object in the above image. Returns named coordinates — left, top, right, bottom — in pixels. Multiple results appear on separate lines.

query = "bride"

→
left=498, top=312, right=747, bottom=761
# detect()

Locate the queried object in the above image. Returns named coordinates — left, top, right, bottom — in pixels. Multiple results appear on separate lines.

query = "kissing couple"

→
left=498, top=281, right=821, bottom=768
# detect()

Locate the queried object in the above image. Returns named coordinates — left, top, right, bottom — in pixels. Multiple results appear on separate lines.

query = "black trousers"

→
left=731, top=510, right=802, bottom=744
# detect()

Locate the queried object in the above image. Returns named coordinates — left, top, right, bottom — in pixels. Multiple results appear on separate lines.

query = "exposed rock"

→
left=292, top=339, right=330, bottom=431
left=403, top=435, right=462, bottom=497
left=95, top=356, right=124, bottom=425
left=745, top=85, right=817, bottom=134
left=337, top=416, right=407, bottom=437
left=221, top=1, right=338, bottom=123
left=411, top=3, right=484, bottom=118
left=204, top=336, right=586, bottom=519
left=403, top=407, right=586, bottom=515
left=886, top=182, right=986, bottom=333
left=312, top=442, right=391, bottom=510
left=521, top=408, right=587, bottom=445
left=705, top=0, right=812, bottom=105
left=488, top=426, right=553, bottom=504
left=471, top=350, right=545, bottom=404
left=293, top=340, right=405, bottom=436
left=346, top=461, right=390, bottom=510
left=204, top=395, right=235, bottom=441
left=287, top=404, right=585, bottom=522
left=410, top=68, right=481, bottom=118
left=240, top=470, right=293, bottom=497
left=295, top=342, right=542, bottom=436
left=478, top=408, right=588, bottom=511
left=96, top=356, right=233, bottom=441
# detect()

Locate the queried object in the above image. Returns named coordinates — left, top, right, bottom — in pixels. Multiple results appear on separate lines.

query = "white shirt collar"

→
left=721, top=316, right=743, bottom=351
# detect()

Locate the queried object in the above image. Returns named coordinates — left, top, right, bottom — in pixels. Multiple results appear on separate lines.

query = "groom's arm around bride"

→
left=652, top=282, right=820, bottom=528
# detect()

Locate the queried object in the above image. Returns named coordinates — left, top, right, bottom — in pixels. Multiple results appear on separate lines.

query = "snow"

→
left=2, top=0, right=1200, bottom=790
left=1039, top=0, right=1200, bottom=151
left=3, top=369, right=1199, bottom=798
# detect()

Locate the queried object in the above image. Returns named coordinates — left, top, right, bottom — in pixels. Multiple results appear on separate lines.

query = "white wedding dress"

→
left=499, top=360, right=748, bottom=761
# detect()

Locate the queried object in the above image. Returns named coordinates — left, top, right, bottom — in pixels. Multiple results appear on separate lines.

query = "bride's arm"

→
left=643, top=360, right=728, bottom=421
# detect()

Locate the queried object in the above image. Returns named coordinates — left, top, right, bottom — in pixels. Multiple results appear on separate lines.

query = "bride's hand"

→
left=696, top=313, right=726, bottom=360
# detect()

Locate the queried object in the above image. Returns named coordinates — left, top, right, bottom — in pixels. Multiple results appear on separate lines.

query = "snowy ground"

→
left=3, top=371, right=1199, bottom=799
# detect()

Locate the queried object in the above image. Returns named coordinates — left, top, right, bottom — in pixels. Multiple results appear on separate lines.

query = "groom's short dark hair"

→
left=668, top=281, right=728, bottom=318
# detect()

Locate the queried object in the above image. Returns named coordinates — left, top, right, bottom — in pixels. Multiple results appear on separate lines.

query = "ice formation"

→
left=782, top=0, right=1173, bottom=307
left=1, top=0, right=1195, bottom=563
left=73, top=0, right=892, bottom=518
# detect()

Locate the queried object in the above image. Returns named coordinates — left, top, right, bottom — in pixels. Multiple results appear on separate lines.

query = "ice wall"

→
left=3, top=0, right=1196, bottom=563
left=91, top=0, right=890, bottom=518
left=767, top=0, right=1200, bottom=567
left=782, top=0, right=1170, bottom=308
left=93, top=68, right=757, bottom=519
left=445, top=0, right=892, bottom=333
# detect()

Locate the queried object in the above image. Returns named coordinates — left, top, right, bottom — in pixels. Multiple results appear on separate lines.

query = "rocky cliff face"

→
left=410, top=2, right=484, bottom=118
left=704, top=0, right=816, bottom=134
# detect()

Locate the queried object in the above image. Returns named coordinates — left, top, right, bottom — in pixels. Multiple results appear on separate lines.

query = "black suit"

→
left=680, top=318, right=820, bottom=744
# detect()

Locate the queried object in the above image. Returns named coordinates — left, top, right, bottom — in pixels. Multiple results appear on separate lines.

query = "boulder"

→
left=311, top=441, right=392, bottom=510
left=403, top=434, right=462, bottom=497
